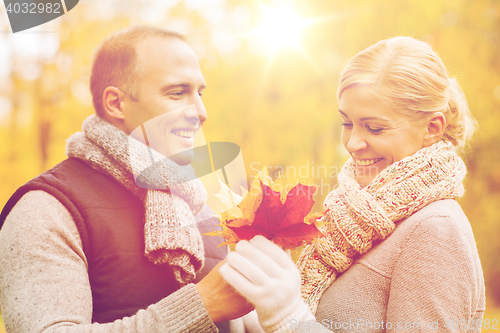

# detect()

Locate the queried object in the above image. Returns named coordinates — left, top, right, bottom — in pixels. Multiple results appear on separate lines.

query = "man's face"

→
left=121, top=36, right=207, bottom=165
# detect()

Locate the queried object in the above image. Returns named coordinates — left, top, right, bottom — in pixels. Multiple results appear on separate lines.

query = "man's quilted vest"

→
left=0, top=158, right=227, bottom=324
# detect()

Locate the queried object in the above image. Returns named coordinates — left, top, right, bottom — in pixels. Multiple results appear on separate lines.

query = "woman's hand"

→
left=195, top=260, right=254, bottom=323
left=220, top=236, right=315, bottom=332
left=243, top=311, right=266, bottom=333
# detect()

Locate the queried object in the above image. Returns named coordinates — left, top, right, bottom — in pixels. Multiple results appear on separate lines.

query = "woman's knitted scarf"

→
left=66, top=115, right=207, bottom=286
left=297, top=140, right=466, bottom=313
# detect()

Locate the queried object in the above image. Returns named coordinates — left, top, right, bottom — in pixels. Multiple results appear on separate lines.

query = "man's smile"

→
left=172, top=129, right=196, bottom=139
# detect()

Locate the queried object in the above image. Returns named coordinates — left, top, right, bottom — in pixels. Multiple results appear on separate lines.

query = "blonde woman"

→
left=221, top=37, right=485, bottom=332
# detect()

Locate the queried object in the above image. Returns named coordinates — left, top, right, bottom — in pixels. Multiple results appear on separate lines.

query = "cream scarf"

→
left=297, top=141, right=466, bottom=312
left=66, top=115, right=207, bottom=286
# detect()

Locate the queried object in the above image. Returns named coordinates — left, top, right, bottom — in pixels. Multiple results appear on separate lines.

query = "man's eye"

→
left=168, top=91, right=184, bottom=97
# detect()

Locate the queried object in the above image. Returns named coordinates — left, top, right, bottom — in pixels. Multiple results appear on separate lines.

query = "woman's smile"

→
left=355, top=158, right=384, bottom=166
left=339, top=86, right=429, bottom=187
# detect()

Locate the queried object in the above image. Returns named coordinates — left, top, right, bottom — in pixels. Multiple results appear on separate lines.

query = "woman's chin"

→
left=355, top=160, right=385, bottom=186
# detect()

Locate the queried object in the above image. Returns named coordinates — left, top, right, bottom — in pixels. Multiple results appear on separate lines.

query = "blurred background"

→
left=0, top=0, right=499, bottom=330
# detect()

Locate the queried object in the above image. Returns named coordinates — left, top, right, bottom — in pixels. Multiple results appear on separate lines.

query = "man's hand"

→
left=196, top=260, right=254, bottom=323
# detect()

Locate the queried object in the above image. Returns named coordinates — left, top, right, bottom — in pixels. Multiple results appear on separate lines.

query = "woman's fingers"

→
left=219, top=261, right=258, bottom=297
left=224, top=249, right=270, bottom=286
left=249, top=236, right=297, bottom=272
left=233, top=239, right=282, bottom=276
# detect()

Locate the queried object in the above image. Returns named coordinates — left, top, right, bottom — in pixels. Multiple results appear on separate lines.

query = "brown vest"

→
left=0, top=158, right=227, bottom=325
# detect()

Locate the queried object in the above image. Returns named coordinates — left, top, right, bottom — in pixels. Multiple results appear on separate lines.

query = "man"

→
left=0, top=26, right=251, bottom=332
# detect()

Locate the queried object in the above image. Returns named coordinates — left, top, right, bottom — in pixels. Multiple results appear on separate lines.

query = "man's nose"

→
left=196, top=98, right=207, bottom=125
left=185, top=95, right=207, bottom=125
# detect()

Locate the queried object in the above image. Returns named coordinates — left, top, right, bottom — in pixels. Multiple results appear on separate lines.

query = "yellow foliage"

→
left=0, top=0, right=500, bottom=313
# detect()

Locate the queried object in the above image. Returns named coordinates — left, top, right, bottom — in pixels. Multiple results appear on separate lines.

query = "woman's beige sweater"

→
left=294, top=199, right=485, bottom=333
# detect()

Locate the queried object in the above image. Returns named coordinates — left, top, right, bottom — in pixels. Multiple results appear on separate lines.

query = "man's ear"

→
left=423, top=112, right=446, bottom=147
left=102, top=87, right=127, bottom=123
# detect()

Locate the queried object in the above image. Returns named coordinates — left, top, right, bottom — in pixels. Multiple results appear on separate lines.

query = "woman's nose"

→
left=346, top=129, right=367, bottom=153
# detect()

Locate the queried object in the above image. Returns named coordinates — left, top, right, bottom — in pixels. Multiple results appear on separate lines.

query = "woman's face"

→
left=339, top=86, right=428, bottom=187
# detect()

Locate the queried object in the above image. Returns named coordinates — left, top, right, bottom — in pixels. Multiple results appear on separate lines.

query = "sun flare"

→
left=251, top=2, right=311, bottom=53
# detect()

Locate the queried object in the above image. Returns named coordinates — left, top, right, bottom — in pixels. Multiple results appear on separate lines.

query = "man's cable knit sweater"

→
left=0, top=190, right=218, bottom=333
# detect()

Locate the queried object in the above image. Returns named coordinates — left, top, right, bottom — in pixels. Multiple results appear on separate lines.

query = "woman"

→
left=220, top=36, right=485, bottom=332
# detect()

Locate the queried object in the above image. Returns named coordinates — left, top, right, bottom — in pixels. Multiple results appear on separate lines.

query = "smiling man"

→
left=0, top=26, right=251, bottom=332
left=100, top=32, right=207, bottom=165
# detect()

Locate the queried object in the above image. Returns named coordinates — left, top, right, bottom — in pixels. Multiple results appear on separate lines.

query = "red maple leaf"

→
left=227, top=181, right=323, bottom=249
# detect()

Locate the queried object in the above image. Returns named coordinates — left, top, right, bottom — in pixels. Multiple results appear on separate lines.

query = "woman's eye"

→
left=341, top=122, right=353, bottom=129
left=367, top=126, right=384, bottom=134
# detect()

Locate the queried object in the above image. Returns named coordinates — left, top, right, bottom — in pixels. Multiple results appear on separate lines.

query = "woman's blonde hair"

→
left=337, top=36, right=476, bottom=148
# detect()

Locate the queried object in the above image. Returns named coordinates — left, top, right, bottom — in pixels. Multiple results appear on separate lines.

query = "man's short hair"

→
left=90, top=26, right=185, bottom=117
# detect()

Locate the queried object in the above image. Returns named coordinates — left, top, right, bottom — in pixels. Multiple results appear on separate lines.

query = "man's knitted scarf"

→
left=66, top=115, right=206, bottom=286
left=297, top=140, right=466, bottom=313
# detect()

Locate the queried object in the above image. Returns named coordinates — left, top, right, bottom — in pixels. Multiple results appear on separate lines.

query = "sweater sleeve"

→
left=386, top=211, right=485, bottom=332
left=0, top=190, right=218, bottom=333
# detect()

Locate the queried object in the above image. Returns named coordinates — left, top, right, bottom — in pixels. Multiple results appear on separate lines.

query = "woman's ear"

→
left=102, top=87, right=127, bottom=123
left=423, top=112, right=446, bottom=147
